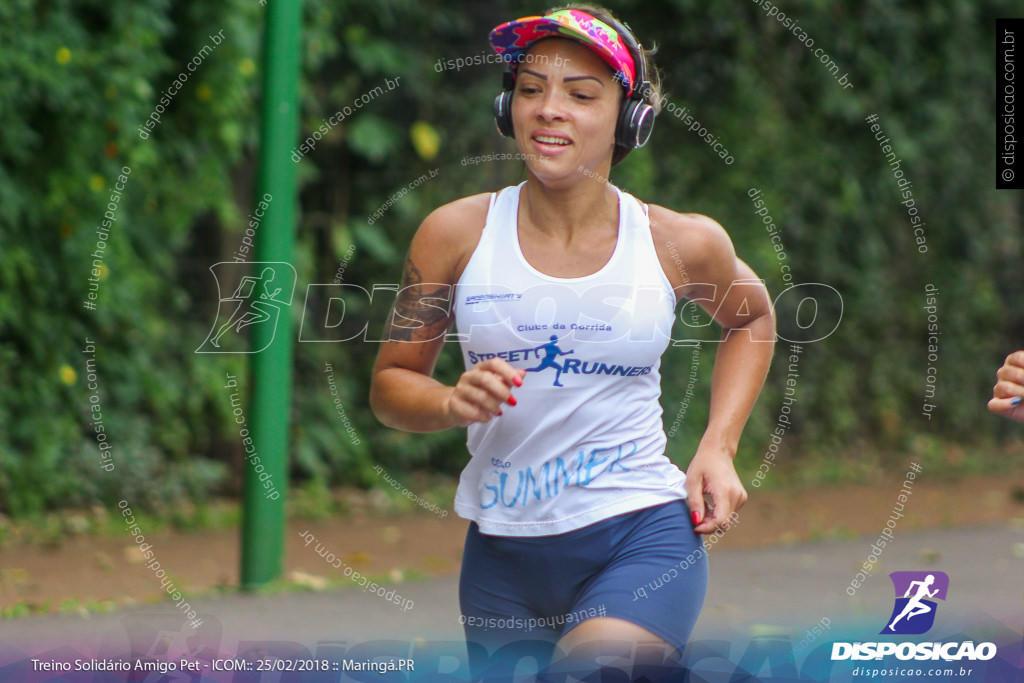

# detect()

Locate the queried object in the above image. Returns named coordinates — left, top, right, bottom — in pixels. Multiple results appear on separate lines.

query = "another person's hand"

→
left=684, top=445, right=747, bottom=535
left=444, top=359, right=526, bottom=427
left=989, top=350, right=1024, bottom=423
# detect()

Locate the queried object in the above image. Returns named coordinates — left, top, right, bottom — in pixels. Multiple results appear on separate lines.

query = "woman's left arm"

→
left=667, top=213, right=776, bottom=534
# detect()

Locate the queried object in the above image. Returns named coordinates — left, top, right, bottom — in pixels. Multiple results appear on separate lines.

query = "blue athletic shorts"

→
left=459, top=499, right=708, bottom=672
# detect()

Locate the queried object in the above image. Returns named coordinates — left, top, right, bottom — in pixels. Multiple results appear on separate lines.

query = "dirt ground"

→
left=2, top=472, right=1023, bottom=614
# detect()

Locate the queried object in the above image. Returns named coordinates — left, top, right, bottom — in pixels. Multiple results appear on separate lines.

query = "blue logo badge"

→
left=880, top=571, right=949, bottom=635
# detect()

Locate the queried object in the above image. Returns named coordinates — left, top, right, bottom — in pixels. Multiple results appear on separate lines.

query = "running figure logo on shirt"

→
left=466, top=339, right=653, bottom=381
left=525, top=335, right=575, bottom=387
left=880, top=571, right=949, bottom=635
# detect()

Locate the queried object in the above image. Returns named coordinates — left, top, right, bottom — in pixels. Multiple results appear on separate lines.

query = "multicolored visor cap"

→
left=488, top=8, right=638, bottom=96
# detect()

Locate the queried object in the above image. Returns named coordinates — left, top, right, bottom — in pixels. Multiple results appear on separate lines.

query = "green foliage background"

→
left=0, top=0, right=1019, bottom=515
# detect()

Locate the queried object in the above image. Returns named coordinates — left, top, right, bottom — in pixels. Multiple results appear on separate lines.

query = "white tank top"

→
left=451, top=181, right=688, bottom=536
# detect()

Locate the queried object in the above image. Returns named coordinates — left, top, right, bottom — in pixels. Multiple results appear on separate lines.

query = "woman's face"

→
left=511, top=38, right=621, bottom=185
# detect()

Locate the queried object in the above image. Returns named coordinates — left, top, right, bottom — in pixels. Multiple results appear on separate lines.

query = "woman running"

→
left=370, top=5, right=775, bottom=678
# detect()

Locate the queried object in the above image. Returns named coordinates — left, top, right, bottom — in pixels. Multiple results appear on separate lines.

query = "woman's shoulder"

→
left=423, top=191, right=493, bottom=230
left=646, top=204, right=729, bottom=244
left=411, top=191, right=495, bottom=282
left=644, top=204, right=737, bottom=288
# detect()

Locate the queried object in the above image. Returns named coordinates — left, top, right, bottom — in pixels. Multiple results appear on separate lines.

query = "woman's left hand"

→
left=684, top=446, right=747, bottom=535
left=988, top=350, right=1024, bottom=423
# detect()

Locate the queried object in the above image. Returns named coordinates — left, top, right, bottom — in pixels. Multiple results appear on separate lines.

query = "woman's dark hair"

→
left=545, top=3, right=663, bottom=165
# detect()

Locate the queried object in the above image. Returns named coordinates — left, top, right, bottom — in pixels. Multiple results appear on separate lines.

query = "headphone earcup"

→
left=493, top=90, right=515, bottom=138
left=616, top=100, right=656, bottom=149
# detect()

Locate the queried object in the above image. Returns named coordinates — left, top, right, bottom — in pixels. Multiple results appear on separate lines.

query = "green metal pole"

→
left=242, top=0, right=302, bottom=590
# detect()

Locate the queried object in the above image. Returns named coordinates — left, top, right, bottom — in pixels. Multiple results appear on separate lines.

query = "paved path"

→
left=2, top=522, right=1022, bottom=678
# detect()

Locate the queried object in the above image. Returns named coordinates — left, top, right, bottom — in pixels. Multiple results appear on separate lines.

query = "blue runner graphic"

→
left=525, top=335, right=575, bottom=387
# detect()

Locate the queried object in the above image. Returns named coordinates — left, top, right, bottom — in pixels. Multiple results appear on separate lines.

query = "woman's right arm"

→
left=369, top=196, right=524, bottom=432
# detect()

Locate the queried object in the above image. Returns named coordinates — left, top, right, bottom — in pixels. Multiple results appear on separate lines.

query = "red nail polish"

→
left=513, top=376, right=523, bottom=387
left=508, top=395, right=518, bottom=407
left=497, top=410, right=503, bottom=416
left=691, top=511, right=701, bottom=525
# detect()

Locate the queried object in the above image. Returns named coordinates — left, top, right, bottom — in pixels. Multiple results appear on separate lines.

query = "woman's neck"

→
left=521, top=171, right=619, bottom=245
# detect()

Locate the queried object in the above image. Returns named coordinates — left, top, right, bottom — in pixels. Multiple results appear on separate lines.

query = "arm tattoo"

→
left=385, top=257, right=453, bottom=343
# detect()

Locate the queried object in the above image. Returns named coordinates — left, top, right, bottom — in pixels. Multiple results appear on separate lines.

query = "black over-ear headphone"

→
left=492, top=13, right=655, bottom=150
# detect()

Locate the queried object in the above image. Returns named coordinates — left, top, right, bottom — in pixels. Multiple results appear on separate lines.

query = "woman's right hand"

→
left=444, top=359, right=526, bottom=427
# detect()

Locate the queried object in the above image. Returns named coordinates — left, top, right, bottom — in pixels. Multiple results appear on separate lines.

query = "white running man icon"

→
left=210, top=267, right=284, bottom=348
left=888, top=574, right=938, bottom=631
